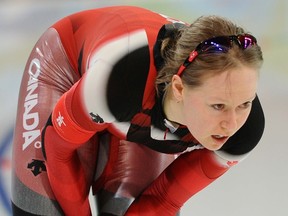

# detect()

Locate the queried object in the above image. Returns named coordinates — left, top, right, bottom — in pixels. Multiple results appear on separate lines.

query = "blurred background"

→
left=0, top=0, right=287, bottom=215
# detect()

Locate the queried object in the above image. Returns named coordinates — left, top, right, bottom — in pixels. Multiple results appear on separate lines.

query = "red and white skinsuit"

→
left=11, top=6, right=265, bottom=216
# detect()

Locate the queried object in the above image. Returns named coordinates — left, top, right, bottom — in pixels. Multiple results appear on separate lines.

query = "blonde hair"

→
left=155, top=15, right=263, bottom=94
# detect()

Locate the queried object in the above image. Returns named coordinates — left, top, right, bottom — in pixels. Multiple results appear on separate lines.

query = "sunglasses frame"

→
left=176, top=34, right=257, bottom=76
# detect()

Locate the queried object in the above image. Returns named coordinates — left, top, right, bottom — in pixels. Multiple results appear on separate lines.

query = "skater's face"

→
left=170, top=65, right=258, bottom=150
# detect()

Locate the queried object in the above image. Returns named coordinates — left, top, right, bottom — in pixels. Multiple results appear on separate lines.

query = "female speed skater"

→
left=11, top=5, right=264, bottom=216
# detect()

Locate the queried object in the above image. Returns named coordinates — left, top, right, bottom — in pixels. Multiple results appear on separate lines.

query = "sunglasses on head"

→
left=176, top=34, right=258, bottom=76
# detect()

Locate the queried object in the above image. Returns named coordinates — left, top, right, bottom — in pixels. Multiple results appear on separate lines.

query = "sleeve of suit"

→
left=125, top=149, right=230, bottom=215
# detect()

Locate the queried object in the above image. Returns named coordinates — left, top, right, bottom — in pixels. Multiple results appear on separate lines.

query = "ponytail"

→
left=153, top=23, right=185, bottom=71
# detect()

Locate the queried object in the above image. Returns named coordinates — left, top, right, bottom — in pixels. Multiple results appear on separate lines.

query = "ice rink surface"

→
left=1, top=0, right=287, bottom=215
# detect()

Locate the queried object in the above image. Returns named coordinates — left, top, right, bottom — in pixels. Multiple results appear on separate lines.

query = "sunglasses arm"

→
left=176, top=50, right=198, bottom=76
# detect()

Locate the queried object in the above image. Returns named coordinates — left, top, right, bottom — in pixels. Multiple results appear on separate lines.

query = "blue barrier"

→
left=0, top=128, right=14, bottom=215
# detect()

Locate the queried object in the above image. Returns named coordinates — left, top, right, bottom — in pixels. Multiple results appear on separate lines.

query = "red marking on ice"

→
left=0, top=158, right=11, bottom=170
